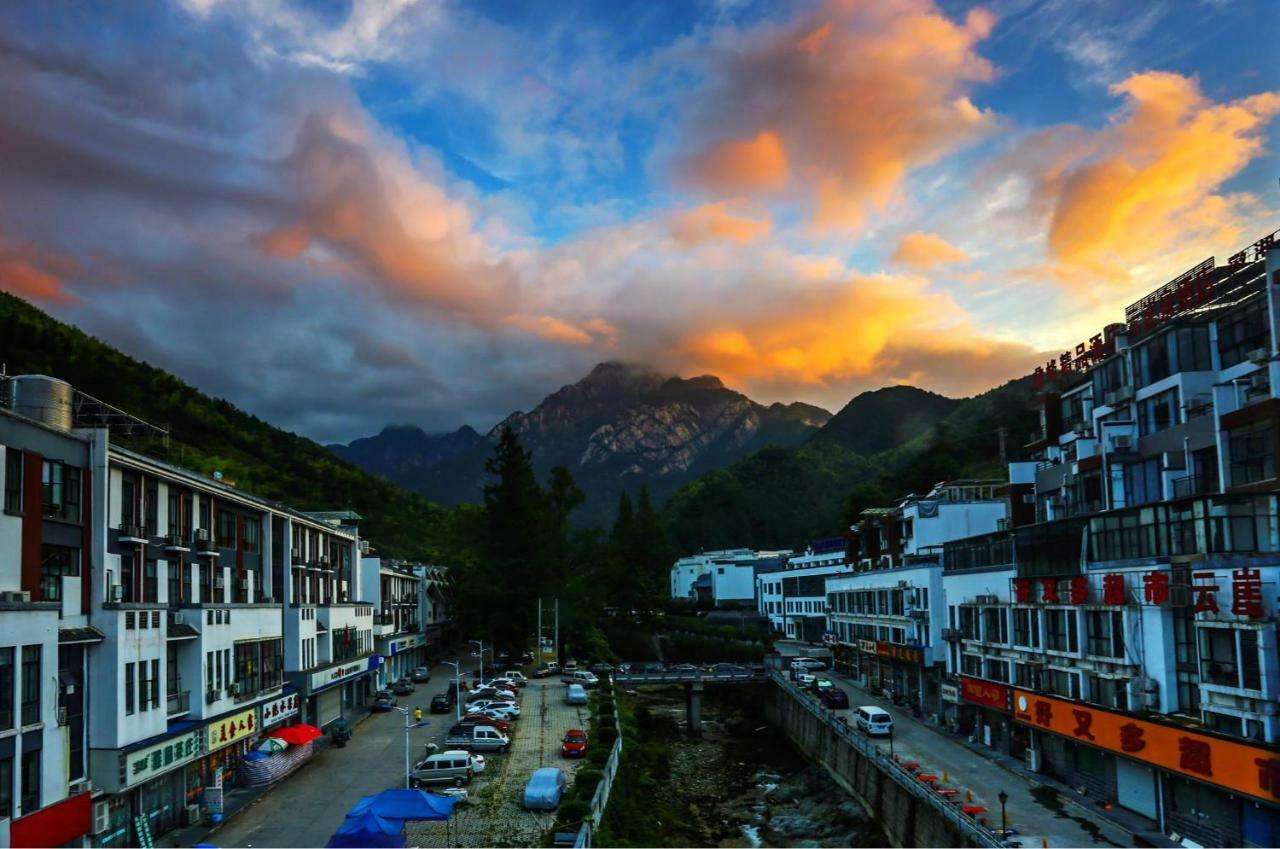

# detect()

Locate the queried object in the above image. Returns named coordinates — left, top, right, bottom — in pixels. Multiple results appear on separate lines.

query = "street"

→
left=199, top=662, right=587, bottom=848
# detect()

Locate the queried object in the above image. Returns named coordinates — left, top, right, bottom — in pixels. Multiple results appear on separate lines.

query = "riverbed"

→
left=630, top=686, right=888, bottom=847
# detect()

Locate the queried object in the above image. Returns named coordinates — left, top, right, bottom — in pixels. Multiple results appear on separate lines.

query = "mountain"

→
left=663, top=376, right=1037, bottom=552
left=0, top=292, right=447, bottom=559
left=338, top=362, right=832, bottom=527
left=813, top=385, right=959, bottom=454
left=328, top=425, right=484, bottom=492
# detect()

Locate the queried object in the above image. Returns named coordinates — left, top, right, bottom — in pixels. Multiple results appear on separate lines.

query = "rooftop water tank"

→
left=9, top=375, right=74, bottom=431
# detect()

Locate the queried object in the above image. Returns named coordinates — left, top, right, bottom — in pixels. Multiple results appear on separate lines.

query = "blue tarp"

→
left=522, top=767, right=566, bottom=810
left=349, top=788, right=456, bottom=821
left=324, top=812, right=406, bottom=848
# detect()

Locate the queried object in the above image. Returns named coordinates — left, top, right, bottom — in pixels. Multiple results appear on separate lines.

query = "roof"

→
left=167, top=622, right=199, bottom=640
left=58, top=625, right=106, bottom=644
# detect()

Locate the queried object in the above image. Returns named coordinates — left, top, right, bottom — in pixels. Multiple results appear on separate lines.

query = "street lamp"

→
left=395, top=705, right=430, bottom=788
left=469, top=639, right=491, bottom=687
left=440, top=659, right=462, bottom=723
left=997, top=789, right=1009, bottom=836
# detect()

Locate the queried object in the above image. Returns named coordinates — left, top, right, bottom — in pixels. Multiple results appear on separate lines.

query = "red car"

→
left=561, top=729, right=588, bottom=758
left=462, top=714, right=512, bottom=734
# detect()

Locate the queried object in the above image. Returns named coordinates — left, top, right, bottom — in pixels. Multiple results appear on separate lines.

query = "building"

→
left=938, top=233, right=1280, bottom=847
left=756, top=539, right=849, bottom=639
left=361, top=558, right=453, bottom=688
left=0, top=374, right=377, bottom=848
left=669, top=549, right=758, bottom=600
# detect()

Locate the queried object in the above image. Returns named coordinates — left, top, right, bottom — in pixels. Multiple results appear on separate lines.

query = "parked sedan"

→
left=411, top=666, right=432, bottom=683
left=522, top=767, right=568, bottom=810
left=372, top=690, right=397, bottom=712
left=822, top=687, right=850, bottom=709
left=561, top=729, right=588, bottom=758
left=392, top=678, right=415, bottom=696
left=430, top=694, right=453, bottom=714
left=466, top=700, right=520, bottom=718
left=532, top=662, right=560, bottom=678
left=462, top=713, right=512, bottom=734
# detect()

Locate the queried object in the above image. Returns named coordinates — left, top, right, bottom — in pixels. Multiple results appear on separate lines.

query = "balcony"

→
left=1200, top=659, right=1255, bottom=690
left=117, top=523, right=149, bottom=544
left=163, top=530, right=191, bottom=553
left=1172, top=474, right=1212, bottom=499
left=167, top=689, right=191, bottom=717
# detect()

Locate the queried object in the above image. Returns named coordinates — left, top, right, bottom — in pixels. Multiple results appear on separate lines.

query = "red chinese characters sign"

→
left=960, top=677, right=1010, bottom=712
left=1012, top=689, right=1280, bottom=804
left=876, top=642, right=923, bottom=665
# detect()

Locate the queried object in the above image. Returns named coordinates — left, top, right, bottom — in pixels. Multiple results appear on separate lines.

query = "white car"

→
left=431, top=787, right=469, bottom=804
left=467, top=700, right=520, bottom=718
left=791, top=658, right=827, bottom=671
left=795, top=671, right=817, bottom=687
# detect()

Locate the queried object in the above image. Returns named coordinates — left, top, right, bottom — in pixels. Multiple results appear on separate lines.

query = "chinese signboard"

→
left=1012, top=689, right=1280, bottom=804
left=857, top=639, right=877, bottom=654
left=207, top=707, right=258, bottom=753
left=122, top=730, right=202, bottom=789
left=389, top=635, right=421, bottom=655
left=961, top=677, right=1010, bottom=711
left=310, top=660, right=368, bottom=691
left=1010, top=570, right=1265, bottom=619
left=941, top=684, right=960, bottom=704
left=261, top=692, right=300, bottom=725
left=876, top=641, right=924, bottom=665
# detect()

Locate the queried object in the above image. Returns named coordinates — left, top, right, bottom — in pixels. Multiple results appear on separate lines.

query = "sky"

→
left=0, top=0, right=1277, bottom=443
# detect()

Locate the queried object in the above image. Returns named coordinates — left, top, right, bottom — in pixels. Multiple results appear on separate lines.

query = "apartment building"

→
left=756, top=539, right=849, bottom=639
left=939, top=233, right=1280, bottom=847
left=363, top=558, right=424, bottom=688
left=0, top=374, right=376, bottom=848
left=669, top=549, right=759, bottom=600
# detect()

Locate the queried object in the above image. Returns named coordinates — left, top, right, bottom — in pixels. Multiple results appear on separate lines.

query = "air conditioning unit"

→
left=214, top=575, right=225, bottom=589
left=897, top=580, right=910, bottom=588
left=229, top=682, right=241, bottom=696
left=1112, top=435, right=1133, bottom=451
left=67, top=778, right=89, bottom=796
left=194, top=528, right=210, bottom=543
left=1025, top=748, right=1042, bottom=772
left=108, top=585, right=123, bottom=603
left=975, top=594, right=999, bottom=605
left=186, top=803, right=202, bottom=826
left=0, top=590, right=30, bottom=603
left=319, top=556, right=330, bottom=566
left=1247, top=347, right=1270, bottom=364
left=57, top=706, right=68, bottom=726
left=206, top=688, right=220, bottom=702
left=92, top=800, right=111, bottom=834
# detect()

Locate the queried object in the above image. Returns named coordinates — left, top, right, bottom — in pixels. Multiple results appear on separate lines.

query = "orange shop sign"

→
left=1012, top=689, right=1280, bottom=804
left=876, top=641, right=923, bottom=665
left=960, top=677, right=1010, bottom=711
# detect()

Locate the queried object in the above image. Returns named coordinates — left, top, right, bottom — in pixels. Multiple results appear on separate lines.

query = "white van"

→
left=855, top=706, right=893, bottom=736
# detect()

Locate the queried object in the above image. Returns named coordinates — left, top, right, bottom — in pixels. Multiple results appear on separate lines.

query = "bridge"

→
left=611, top=668, right=769, bottom=732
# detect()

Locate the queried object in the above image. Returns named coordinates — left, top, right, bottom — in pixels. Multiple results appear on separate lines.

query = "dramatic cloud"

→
left=0, top=239, right=80, bottom=305
left=890, top=232, right=972, bottom=271
left=669, top=203, right=772, bottom=245
left=680, top=0, right=998, bottom=228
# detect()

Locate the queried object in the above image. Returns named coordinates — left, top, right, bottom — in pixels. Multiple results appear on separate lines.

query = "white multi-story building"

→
left=669, top=549, right=758, bottom=600
left=0, top=375, right=376, bottom=848
left=756, top=539, right=849, bottom=639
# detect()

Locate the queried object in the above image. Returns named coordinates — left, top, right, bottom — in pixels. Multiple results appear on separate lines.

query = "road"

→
left=198, top=662, right=585, bottom=848
left=798, top=668, right=1132, bottom=847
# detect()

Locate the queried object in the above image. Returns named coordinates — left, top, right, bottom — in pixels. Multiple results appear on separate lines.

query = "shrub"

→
left=596, top=725, right=618, bottom=745
left=555, top=799, right=591, bottom=829
left=573, top=769, right=603, bottom=799
left=586, top=745, right=609, bottom=767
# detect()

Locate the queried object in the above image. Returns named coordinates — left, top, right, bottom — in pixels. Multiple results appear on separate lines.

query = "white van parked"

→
left=855, top=706, right=893, bottom=737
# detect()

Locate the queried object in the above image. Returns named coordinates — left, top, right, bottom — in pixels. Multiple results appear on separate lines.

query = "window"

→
left=1240, top=630, right=1261, bottom=690
left=125, top=663, right=135, bottom=715
left=41, top=460, right=81, bottom=523
left=1045, top=609, right=1078, bottom=653
left=1091, top=356, right=1129, bottom=401
left=20, top=749, right=38, bottom=813
left=4, top=448, right=23, bottom=513
left=0, top=757, right=10, bottom=819
left=1228, top=421, right=1274, bottom=486
left=138, top=661, right=149, bottom=712
left=242, top=517, right=260, bottom=553
left=39, top=545, right=80, bottom=602
left=150, top=658, right=160, bottom=709
left=1087, top=675, right=1128, bottom=710
left=20, top=646, right=39, bottom=726
left=982, top=607, right=1008, bottom=644
left=144, top=559, right=158, bottom=603
left=217, top=510, right=236, bottom=548
left=121, top=476, right=137, bottom=527
left=1124, top=458, right=1162, bottom=507
left=120, top=553, right=136, bottom=603
left=144, top=483, right=158, bottom=535
left=206, top=652, right=215, bottom=697
left=1217, top=298, right=1269, bottom=368
left=1138, top=388, right=1178, bottom=436
left=958, top=606, right=979, bottom=640
left=1013, top=608, right=1040, bottom=648
left=961, top=654, right=982, bottom=677
left=984, top=659, right=1009, bottom=682
left=1086, top=611, right=1125, bottom=659
left=0, top=648, right=12, bottom=731
left=1043, top=668, right=1080, bottom=699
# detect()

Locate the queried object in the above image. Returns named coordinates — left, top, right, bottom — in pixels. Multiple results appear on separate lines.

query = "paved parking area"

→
left=407, top=679, right=591, bottom=847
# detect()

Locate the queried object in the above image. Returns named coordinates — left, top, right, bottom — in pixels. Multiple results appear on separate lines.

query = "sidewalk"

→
left=826, top=671, right=1176, bottom=848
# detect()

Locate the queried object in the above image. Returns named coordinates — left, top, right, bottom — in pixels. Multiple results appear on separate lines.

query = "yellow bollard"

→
left=943, top=771, right=950, bottom=783
left=966, top=789, right=973, bottom=803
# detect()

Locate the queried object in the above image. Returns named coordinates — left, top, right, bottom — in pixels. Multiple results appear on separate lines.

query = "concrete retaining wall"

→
left=766, top=676, right=997, bottom=848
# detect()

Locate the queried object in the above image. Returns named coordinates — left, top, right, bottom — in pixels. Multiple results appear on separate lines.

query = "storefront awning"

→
left=11, top=791, right=91, bottom=847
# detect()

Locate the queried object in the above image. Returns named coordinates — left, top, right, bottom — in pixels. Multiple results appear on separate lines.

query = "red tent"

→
left=266, top=723, right=324, bottom=745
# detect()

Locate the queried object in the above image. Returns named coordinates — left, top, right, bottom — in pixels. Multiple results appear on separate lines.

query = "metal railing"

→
left=613, top=668, right=767, bottom=685
left=166, top=689, right=190, bottom=717
left=770, top=671, right=1002, bottom=848
left=573, top=684, right=624, bottom=848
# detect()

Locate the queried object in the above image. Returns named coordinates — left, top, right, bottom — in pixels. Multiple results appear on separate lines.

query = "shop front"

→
left=379, top=633, right=424, bottom=686
left=876, top=640, right=924, bottom=708
left=940, top=680, right=961, bottom=730
left=830, top=642, right=856, bottom=676
left=854, top=639, right=879, bottom=688
left=959, top=676, right=1014, bottom=755
left=288, top=655, right=381, bottom=730
left=10, top=791, right=92, bottom=848
left=195, top=705, right=260, bottom=817
left=90, top=726, right=204, bottom=847
left=1012, top=689, right=1280, bottom=847
left=260, top=691, right=302, bottom=731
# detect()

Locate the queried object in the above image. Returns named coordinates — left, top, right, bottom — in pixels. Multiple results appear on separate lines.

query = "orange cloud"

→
left=0, top=240, right=79, bottom=305
left=252, top=222, right=312, bottom=259
left=669, top=203, right=772, bottom=245
left=681, top=0, right=997, bottom=229
left=890, top=231, right=971, bottom=270
left=1028, top=71, right=1280, bottom=287
left=502, top=314, right=617, bottom=347
left=682, top=131, right=788, bottom=194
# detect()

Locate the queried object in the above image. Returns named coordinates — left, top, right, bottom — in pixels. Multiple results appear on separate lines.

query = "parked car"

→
left=468, top=688, right=516, bottom=704
left=588, top=663, right=614, bottom=675
left=410, top=751, right=478, bottom=787
left=466, top=700, right=520, bottom=719
left=794, top=671, right=816, bottom=688
left=392, top=678, right=415, bottom=696
left=711, top=663, right=748, bottom=675
left=791, top=657, right=827, bottom=671
left=372, top=690, right=397, bottom=711
left=563, top=660, right=578, bottom=673
left=532, top=662, right=560, bottom=678
left=560, top=670, right=599, bottom=688
left=561, top=729, right=588, bottom=758
left=813, top=677, right=834, bottom=693
left=822, top=688, right=850, bottom=709
left=672, top=663, right=698, bottom=674
left=565, top=684, right=588, bottom=705
left=855, top=706, right=893, bottom=737
left=500, top=670, right=528, bottom=687
left=522, top=767, right=568, bottom=810
left=430, top=694, right=453, bottom=714
left=445, top=723, right=511, bottom=752
left=462, top=713, right=511, bottom=734
left=431, top=787, right=468, bottom=804
left=411, top=666, right=432, bottom=683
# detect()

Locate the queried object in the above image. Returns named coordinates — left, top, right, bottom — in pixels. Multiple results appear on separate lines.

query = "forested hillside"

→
left=0, top=292, right=447, bottom=558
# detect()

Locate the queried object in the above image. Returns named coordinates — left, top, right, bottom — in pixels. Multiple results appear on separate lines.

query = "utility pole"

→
left=537, top=596, right=542, bottom=664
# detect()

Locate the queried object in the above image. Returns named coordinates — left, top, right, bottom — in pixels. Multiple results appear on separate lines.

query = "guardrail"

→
left=770, top=671, right=1003, bottom=848
left=573, top=683, right=624, bottom=849
left=613, top=669, right=767, bottom=685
